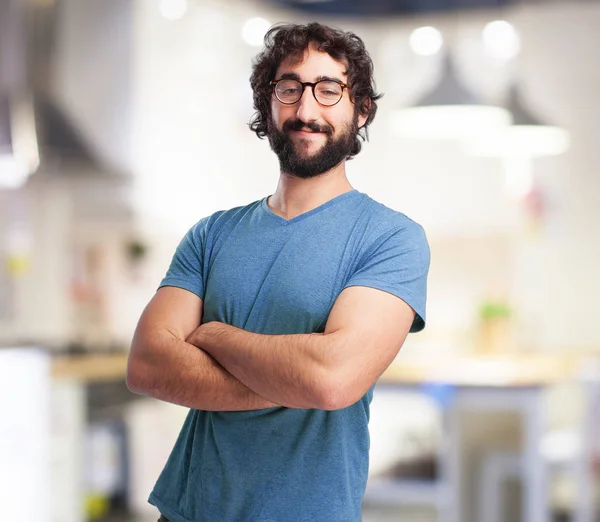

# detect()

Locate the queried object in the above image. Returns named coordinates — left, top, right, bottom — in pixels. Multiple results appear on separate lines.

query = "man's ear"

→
left=357, top=98, right=371, bottom=129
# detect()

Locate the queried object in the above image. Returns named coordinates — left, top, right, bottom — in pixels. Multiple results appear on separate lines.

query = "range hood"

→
left=0, top=0, right=102, bottom=190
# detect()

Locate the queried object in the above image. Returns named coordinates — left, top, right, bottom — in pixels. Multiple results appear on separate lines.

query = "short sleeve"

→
left=158, top=219, right=208, bottom=299
left=344, top=222, right=430, bottom=333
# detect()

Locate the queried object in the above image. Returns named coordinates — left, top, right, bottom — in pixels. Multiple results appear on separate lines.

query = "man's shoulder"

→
left=191, top=198, right=265, bottom=233
left=358, top=193, right=426, bottom=237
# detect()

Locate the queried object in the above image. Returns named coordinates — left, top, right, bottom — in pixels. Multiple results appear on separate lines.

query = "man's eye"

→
left=282, top=88, right=300, bottom=95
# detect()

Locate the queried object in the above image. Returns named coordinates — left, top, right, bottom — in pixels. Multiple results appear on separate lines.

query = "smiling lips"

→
left=292, top=129, right=325, bottom=137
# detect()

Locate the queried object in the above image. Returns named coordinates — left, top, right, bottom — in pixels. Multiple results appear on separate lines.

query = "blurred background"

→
left=1, top=0, right=599, bottom=521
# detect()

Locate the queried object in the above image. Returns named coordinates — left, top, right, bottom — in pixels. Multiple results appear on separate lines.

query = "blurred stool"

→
left=478, top=365, right=600, bottom=522
left=479, top=451, right=521, bottom=522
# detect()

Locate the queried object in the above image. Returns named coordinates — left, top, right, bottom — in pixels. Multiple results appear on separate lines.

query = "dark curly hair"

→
left=249, top=22, right=382, bottom=159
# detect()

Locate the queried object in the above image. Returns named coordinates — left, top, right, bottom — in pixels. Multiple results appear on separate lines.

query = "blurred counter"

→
left=381, top=353, right=589, bottom=387
left=51, top=353, right=129, bottom=382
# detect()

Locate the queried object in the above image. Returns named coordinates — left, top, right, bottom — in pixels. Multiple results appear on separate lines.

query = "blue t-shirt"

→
left=149, top=190, right=430, bottom=522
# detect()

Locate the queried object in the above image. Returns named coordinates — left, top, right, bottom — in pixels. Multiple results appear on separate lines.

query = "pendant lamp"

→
left=390, top=53, right=512, bottom=140
left=464, top=83, right=570, bottom=157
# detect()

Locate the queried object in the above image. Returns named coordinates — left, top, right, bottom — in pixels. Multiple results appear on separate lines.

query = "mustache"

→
left=282, top=119, right=333, bottom=135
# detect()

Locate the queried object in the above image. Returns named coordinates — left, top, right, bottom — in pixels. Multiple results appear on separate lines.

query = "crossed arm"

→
left=127, top=285, right=415, bottom=411
left=126, top=287, right=277, bottom=411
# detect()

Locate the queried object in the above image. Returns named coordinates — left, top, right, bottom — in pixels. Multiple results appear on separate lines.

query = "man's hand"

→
left=185, top=321, right=226, bottom=349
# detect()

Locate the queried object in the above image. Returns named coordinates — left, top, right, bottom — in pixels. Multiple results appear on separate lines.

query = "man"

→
left=127, top=22, right=430, bottom=522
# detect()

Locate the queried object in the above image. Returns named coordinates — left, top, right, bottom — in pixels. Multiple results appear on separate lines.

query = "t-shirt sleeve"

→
left=343, top=222, right=430, bottom=333
left=158, top=219, right=207, bottom=299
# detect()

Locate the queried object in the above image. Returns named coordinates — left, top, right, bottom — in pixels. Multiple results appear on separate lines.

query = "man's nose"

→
left=295, top=86, right=321, bottom=124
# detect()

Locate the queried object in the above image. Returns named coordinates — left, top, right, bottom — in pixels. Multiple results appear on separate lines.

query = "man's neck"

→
left=268, top=165, right=354, bottom=221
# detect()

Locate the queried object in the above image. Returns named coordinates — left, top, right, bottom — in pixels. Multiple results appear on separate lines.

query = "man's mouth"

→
left=283, top=120, right=331, bottom=135
left=291, top=129, right=325, bottom=135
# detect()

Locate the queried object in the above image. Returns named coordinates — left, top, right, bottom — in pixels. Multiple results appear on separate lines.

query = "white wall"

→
left=506, top=3, right=600, bottom=351
left=0, top=179, right=72, bottom=344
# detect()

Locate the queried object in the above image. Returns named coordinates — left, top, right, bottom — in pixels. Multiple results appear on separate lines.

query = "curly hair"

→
left=249, top=22, right=382, bottom=159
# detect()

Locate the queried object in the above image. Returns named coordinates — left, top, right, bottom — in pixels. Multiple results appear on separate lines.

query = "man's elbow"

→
left=126, top=355, right=151, bottom=396
left=314, top=377, right=360, bottom=411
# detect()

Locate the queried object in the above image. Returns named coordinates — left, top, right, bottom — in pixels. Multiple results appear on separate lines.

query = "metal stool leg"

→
left=479, top=452, right=522, bottom=522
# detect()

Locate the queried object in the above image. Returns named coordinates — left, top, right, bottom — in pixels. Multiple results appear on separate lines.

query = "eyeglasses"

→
left=270, top=79, right=347, bottom=107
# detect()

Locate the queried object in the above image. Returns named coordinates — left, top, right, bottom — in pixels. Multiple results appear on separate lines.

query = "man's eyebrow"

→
left=278, top=72, right=301, bottom=81
left=315, top=75, right=346, bottom=84
left=276, top=72, right=346, bottom=84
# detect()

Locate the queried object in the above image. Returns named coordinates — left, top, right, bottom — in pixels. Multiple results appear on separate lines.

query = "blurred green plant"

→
left=479, top=300, right=512, bottom=320
left=126, top=238, right=148, bottom=264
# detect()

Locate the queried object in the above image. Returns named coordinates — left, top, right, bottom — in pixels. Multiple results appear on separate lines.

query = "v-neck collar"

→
left=261, top=190, right=361, bottom=226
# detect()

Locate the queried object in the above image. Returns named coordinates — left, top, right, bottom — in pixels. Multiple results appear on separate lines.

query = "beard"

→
left=268, top=116, right=358, bottom=179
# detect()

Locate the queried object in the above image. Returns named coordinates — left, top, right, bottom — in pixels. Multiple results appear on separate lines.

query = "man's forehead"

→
left=275, top=47, right=348, bottom=81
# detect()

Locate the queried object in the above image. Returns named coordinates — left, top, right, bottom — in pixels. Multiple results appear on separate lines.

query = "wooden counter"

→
left=380, top=353, right=588, bottom=387
left=51, top=353, right=129, bottom=382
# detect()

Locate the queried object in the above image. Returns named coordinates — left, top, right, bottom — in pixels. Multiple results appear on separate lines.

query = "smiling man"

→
left=127, top=22, right=430, bottom=522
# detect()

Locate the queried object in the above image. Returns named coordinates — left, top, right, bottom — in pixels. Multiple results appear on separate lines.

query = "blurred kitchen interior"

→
left=1, top=0, right=599, bottom=521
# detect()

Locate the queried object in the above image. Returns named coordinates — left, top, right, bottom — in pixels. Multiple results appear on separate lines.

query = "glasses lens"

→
left=275, top=80, right=303, bottom=104
left=315, top=81, right=343, bottom=105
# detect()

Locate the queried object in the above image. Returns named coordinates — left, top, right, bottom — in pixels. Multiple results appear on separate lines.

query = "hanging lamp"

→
left=465, top=83, right=570, bottom=197
left=464, top=83, right=570, bottom=157
left=390, top=53, right=512, bottom=140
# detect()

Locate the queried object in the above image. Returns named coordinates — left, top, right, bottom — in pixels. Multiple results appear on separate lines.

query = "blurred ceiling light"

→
left=0, top=94, right=39, bottom=190
left=242, top=17, right=271, bottom=47
left=464, top=84, right=570, bottom=158
left=159, top=0, right=187, bottom=21
left=0, top=155, right=30, bottom=189
left=483, top=20, right=520, bottom=61
left=409, top=26, right=443, bottom=56
left=390, top=54, right=512, bottom=140
left=465, top=85, right=570, bottom=199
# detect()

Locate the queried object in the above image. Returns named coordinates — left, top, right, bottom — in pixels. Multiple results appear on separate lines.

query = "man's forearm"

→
left=189, top=322, right=342, bottom=409
left=127, top=330, right=279, bottom=411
